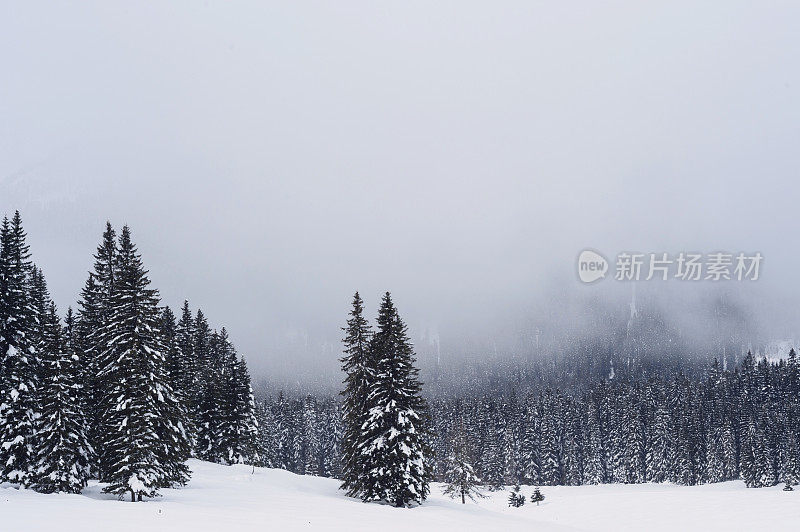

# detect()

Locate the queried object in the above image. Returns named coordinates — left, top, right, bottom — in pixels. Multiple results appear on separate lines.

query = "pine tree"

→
left=31, top=302, right=92, bottom=493
left=236, top=357, right=260, bottom=464
left=508, top=484, right=525, bottom=507
left=196, top=329, right=224, bottom=462
left=530, top=487, right=545, bottom=505
left=539, top=392, right=562, bottom=485
left=622, top=388, right=645, bottom=484
left=190, top=309, right=212, bottom=452
left=191, top=325, right=259, bottom=466
left=76, top=222, right=117, bottom=476
left=358, top=293, right=431, bottom=507
left=319, top=399, right=343, bottom=478
left=583, top=399, right=605, bottom=484
left=97, top=226, right=190, bottom=501
left=173, top=301, right=197, bottom=411
left=0, top=212, right=39, bottom=485
left=222, top=348, right=259, bottom=465
left=646, top=405, right=672, bottom=483
left=520, top=396, right=542, bottom=484
left=272, top=391, right=294, bottom=470
left=339, top=292, right=373, bottom=497
left=740, top=413, right=759, bottom=487
left=302, top=395, right=321, bottom=475
left=562, top=400, right=584, bottom=486
left=442, top=422, right=483, bottom=504
left=254, top=399, right=277, bottom=467
left=780, top=433, right=799, bottom=488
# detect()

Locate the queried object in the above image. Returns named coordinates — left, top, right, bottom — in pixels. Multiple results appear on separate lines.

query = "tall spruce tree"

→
left=0, top=212, right=39, bottom=485
left=174, top=301, right=197, bottom=409
left=339, top=292, right=373, bottom=497
left=358, top=293, right=430, bottom=507
left=215, top=329, right=258, bottom=465
left=229, top=355, right=259, bottom=464
left=76, top=222, right=117, bottom=476
left=97, top=226, right=190, bottom=501
left=190, top=309, right=212, bottom=454
left=196, top=329, right=224, bottom=462
left=31, top=302, right=92, bottom=493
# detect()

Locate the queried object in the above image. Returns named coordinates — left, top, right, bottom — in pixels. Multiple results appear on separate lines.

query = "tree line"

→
left=0, top=212, right=258, bottom=500
left=260, top=350, right=800, bottom=492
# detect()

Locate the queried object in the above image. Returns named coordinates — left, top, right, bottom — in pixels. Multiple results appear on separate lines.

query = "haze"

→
left=2, top=2, right=799, bottom=387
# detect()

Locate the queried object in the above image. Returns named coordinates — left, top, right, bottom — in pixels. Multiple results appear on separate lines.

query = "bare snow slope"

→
left=2, top=459, right=799, bottom=531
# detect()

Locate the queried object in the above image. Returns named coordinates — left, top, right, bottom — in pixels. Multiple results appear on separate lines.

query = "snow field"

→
left=3, top=459, right=799, bottom=531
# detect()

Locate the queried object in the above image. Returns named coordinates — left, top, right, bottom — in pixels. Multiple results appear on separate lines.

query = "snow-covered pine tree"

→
left=780, top=433, right=799, bottom=488
left=97, top=226, right=190, bottom=501
left=669, top=375, right=696, bottom=485
left=196, top=329, right=224, bottom=462
left=530, top=487, right=545, bottom=505
left=646, top=404, right=672, bottom=483
left=75, top=273, right=100, bottom=411
left=0, top=212, right=39, bottom=485
left=217, top=330, right=239, bottom=463
left=319, top=398, right=343, bottom=478
left=302, top=395, right=321, bottom=475
left=429, top=398, right=454, bottom=481
left=358, top=293, right=431, bottom=507
left=562, top=400, right=584, bottom=486
left=160, top=304, right=197, bottom=450
left=289, top=399, right=304, bottom=472
left=520, top=395, right=542, bottom=484
left=190, top=309, right=212, bottom=453
left=76, top=222, right=117, bottom=476
left=220, top=343, right=259, bottom=465
left=31, top=302, right=92, bottom=493
left=622, top=387, right=645, bottom=483
left=502, top=394, right=523, bottom=485
left=753, top=406, right=776, bottom=487
left=582, top=399, right=605, bottom=484
left=508, top=484, right=525, bottom=507
left=254, top=399, right=276, bottom=467
left=481, top=399, right=506, bottom=490
left=739, top=413, right=758, bottom=487
left=272, top=391, right=295, bottom=470
left=339, top=291, right=373, bottom=497
left=174, top=301, right=198, bottom=412
left=539, top=392, right=562, bottom=485
left=442, top=422, right=483, bottom=504
left=195, top=326, right=258, bottom=465
left=235, top=356, right=260, bottom=464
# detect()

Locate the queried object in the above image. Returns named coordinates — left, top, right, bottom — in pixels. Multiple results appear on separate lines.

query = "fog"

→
left=2, top=2, right=799, bottom=387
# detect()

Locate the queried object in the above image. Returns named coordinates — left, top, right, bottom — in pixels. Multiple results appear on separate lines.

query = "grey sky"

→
left=2, top=2, right=799, bottom=383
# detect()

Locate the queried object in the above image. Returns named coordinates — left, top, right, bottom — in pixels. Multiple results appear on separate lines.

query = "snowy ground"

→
left=3, top=460, right=799, bottom=531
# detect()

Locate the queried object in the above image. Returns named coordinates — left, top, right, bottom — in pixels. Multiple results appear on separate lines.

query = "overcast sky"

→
left=2, top=2, right=799, bottom=382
